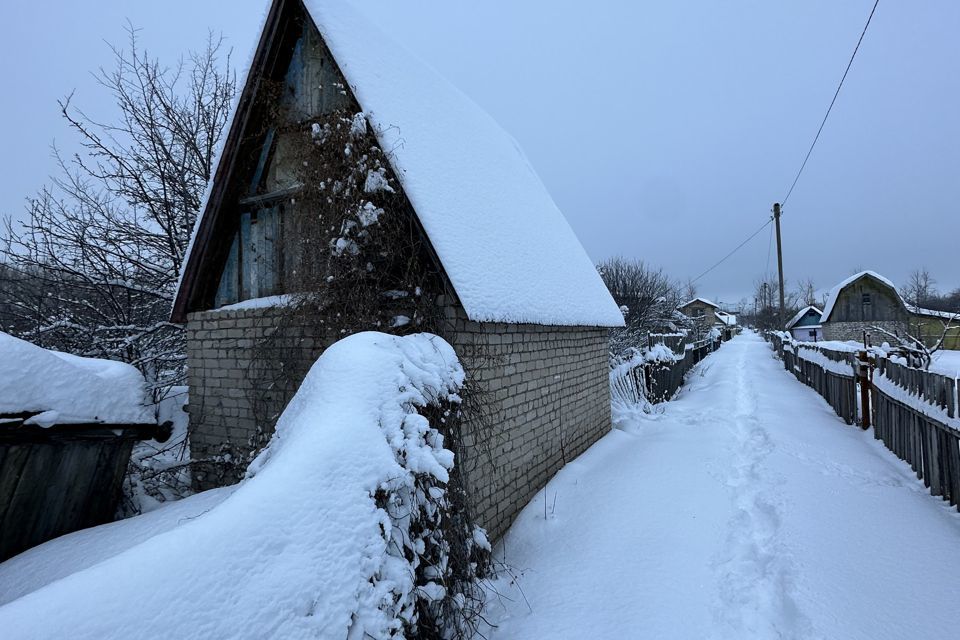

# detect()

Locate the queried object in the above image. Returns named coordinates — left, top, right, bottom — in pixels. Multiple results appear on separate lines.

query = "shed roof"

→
left=173, top=0, right=622, bottom=328
left=0, top=332, right=151, bottom=425
left=715, top=312, right=737, bottom=327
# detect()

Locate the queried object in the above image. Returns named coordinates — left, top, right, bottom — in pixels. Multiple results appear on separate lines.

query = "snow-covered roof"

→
left=0, top=332, right=151, bottom=425
left=906, top=304, right=960, bottom=321
left=820, top=271, right=899, bottom=323
left=175, top=0, right=622, bottom=328
left=680, top=297, right=719, bottom=309
left=786, top=306, right=823, bottom=330
left=715, top=313, right=737, bottom=327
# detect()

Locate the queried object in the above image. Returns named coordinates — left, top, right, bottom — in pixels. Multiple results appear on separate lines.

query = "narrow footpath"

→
left=484, top=332, right=960, bottom=640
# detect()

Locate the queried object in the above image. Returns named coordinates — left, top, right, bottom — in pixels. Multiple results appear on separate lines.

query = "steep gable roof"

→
left=680, top=297, right=719, bottom=310
left=173, top=0, right=622, bottom=328
left=819, top=271, right=902, bottom=323
left=786, top=306, right=823, bottom=330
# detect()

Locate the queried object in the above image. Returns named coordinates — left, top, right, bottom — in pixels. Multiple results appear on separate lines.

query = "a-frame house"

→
left=172, top=0, right=622, bottom=540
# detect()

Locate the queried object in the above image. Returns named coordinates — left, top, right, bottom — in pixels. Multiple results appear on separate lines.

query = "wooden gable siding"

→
left=794, top=309, right=822, bottom=327
left=831, top=279, right=907, bottom=323
left=173, top=0, right=457, bottom=320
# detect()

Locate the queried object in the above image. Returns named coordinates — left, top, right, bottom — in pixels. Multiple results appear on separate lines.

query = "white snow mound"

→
left=0, top=332, right=465, bottom=639
left=0, top=331, right=150, bottom=425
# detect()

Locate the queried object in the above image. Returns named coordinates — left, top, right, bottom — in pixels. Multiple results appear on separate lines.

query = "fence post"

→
left=858, top=350, right=872, bottom=430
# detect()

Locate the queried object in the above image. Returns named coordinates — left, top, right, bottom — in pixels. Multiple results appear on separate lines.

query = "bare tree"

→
left=871, top=314, right=958, bottom=370
left=748, top=273, right=800, bottom=330
left=902, top=268, right=938, bottom=309
left=682, top=278, right=698, bottom=302
left=598, top=258, right=682, bottom=353
left=796, top=277, right=817, bottom=307
left=1, top=25, right=234, bottom=398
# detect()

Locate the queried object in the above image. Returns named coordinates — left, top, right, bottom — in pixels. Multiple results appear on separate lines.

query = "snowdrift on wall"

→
left=0, top=331, right=151, bottom=425
left=0, top=332, right=468, bottom=639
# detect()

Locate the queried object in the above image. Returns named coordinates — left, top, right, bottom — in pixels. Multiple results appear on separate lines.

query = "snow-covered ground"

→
left=483, top=331, right=960, bottom=639
left=930, top=349, right=960, bottom=377
left=0, top=332, right=467, bottom=639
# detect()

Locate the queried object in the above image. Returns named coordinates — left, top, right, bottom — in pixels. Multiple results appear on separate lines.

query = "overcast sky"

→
left=1, top=1, right=957, bottom=307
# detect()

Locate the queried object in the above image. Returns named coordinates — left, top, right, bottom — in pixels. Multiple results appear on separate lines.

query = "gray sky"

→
left=1, top=1, right=958, bottom=307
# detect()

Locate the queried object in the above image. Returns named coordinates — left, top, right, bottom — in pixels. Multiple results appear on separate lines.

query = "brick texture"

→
left=185, top=300, right=612, bottom=541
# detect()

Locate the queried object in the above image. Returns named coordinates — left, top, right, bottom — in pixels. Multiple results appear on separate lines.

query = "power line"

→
left=782, top=0, right=880, bottom=206
left=691, top=217, right=773, bottom=284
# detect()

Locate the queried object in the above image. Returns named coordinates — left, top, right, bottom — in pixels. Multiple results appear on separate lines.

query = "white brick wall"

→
left=185, top=301, right=612, bottom=540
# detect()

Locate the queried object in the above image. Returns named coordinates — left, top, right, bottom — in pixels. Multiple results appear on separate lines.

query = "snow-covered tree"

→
left=0, top=26, right=234, bottom=398
left=598, top=258, right=683, bottom=354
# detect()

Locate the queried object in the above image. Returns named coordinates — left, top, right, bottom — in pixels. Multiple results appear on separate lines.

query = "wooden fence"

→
left=0, top=417, right=170, bottom=561
left=610, top=337, right=721, bottom=407
left=873, top=390, right=960, bottom=506
left=768, top=331, right=960, bottom=511
left=770, top=334, right=858, bottom=424
left=876, top=358, right=957, bottom=419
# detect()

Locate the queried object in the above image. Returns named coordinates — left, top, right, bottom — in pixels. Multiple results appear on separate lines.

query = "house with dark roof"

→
left=171, top=0, right=623, bottom=540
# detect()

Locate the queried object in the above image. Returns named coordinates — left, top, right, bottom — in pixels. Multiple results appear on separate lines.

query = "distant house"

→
left=679, top=298, right=737, bottom=339
left=715, top=310, right=738, bottom=340
left=679, top=297, right=720, bottom=324
left=820, top=271, right=959, bottom=348
left=171, top=0, right=623, bottom=541
left=786, top=306, right=823, bottom=342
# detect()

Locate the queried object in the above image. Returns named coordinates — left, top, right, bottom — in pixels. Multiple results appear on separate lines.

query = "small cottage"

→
left=171, top=0, right=623, bottom=540
left=679, top=297, right=720, bottom=324
left=679, top=297, right=732, bottom=337
left=820, top=271, right=960, bottom=348
left=785, top=305, right=823, bottom=342
left=0, top=332, right=167, bottom=560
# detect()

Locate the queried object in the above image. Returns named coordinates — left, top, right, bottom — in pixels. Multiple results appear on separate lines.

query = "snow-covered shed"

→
left=0, top=332, right=165, bottom=560
left=714, top=310, right=738, bottom=340
left=786, top=305, right=823, bottom=342
left=171, top=0, right=622, bottom=540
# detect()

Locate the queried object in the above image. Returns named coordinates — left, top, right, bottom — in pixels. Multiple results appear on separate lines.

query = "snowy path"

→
left=483, top=332, right=960, bottom=639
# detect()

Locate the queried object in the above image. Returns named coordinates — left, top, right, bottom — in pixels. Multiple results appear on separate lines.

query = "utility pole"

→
left=773, top=202, right=785, bottom=328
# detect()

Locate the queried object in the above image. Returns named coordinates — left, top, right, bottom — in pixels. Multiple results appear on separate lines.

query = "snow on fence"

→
left=769, top=331, right=960, bottom=511
left=610, top=336, right=720, bottom=408
left=877, top=359, right=957, bottom=419
left=872, top=358, right=960, bottom=509
left=770, top=332, right=858, bottom=424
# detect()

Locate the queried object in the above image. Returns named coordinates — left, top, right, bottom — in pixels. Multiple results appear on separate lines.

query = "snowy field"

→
left=482, top=331, right=960, bottom=639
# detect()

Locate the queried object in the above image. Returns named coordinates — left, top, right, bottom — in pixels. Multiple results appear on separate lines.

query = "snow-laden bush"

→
left=0, top=332, right=489, bottom=639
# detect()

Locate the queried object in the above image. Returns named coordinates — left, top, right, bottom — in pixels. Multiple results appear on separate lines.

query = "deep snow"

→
left=483, top=331, right=960, bottom=639
left=0, top=330, right=151, bottom=425
left=0, top=332, right=465, bottom=639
